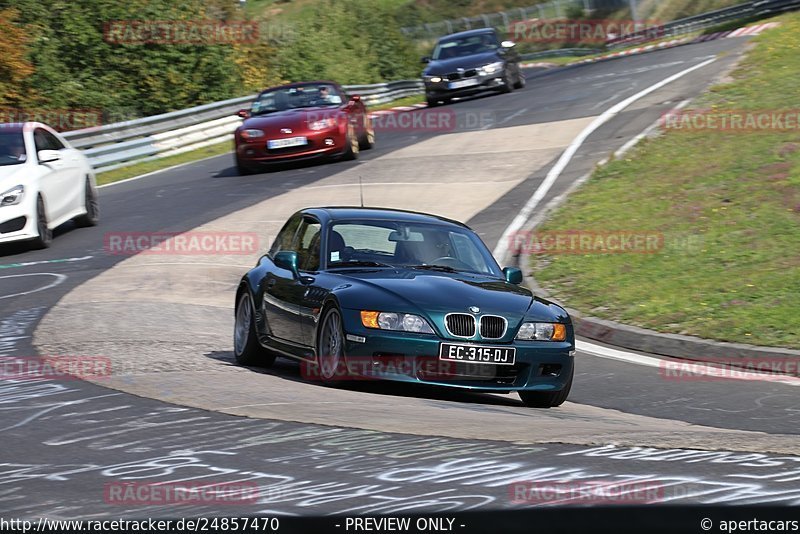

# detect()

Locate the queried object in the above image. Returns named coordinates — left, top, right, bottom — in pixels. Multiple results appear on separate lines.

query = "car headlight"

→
left=425, top=76, right=443, bottom=83
left=308, top=118, right=336, bottom=131
left=0, top=185, right=24, bottom=207
left=240, top=129, right=265, bottom=139
left=361, top=311, right=435, bottom=334
left=515, top=322, right=567, bottom=341
left=480, top=61, right=504, bottom=75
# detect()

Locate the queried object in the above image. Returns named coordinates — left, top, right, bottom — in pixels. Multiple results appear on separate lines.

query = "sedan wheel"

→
left=359, top=116, right=375, bottom=150
left=75, top=178, right=99, bottom=227
left=317, top=307, right=346, bottom=383
left=234, top=291, right=276, bottom=367
left=31, top=196, right=52, bottom=249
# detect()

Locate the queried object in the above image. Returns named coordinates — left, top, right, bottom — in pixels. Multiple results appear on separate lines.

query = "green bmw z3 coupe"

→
left=234, top=207, right=575, bottom=407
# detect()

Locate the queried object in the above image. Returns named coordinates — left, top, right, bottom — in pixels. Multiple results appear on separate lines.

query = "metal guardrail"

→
left=63, top=80, right=424, bottom=173
left=607, top=0, right=800, bottom=47
left=521, top=48, right=602, bottom=60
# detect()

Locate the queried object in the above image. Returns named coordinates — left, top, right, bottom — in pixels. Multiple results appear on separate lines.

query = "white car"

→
left=0, top=122, right=98, bottom=248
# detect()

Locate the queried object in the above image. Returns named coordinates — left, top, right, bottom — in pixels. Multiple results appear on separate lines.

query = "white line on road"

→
left=0, top=273, right=67, bottom=300
left=492, top=56, right=718, bottom=263
left=578, top=340, right=800, bottom=386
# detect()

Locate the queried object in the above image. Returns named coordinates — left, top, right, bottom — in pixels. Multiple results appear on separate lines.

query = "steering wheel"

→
left=429, top=256, right=472, bottom=270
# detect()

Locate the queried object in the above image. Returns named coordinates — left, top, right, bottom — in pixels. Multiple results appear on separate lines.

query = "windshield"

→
left=432, top=33, right=499, bottom=60
left=327, top=220, right=502, bottom=276
left=250, top=84, right=344, bottom=116
left=0, top=131, right=27, bottom=166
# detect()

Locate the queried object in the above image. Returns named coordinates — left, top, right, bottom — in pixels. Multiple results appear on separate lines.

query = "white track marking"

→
left=0, top=273, right=67, bottom=300
left=492, top=57, right=718, bottom=263
left=578, top=340, right=800, bottom=386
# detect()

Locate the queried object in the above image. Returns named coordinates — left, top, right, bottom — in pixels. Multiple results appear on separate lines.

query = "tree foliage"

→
left=0, top=0, right=421, bottom=123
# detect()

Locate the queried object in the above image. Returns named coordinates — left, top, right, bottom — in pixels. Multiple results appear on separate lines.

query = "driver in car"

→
left=1, top=135, right=27, bottom=163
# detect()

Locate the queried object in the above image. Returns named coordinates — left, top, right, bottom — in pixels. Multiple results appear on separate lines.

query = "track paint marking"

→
left=0, top=256, right=93, bottom=270
left=0, top=273, right=67, bottom=300
left=492, top=56, right=718, bottom=263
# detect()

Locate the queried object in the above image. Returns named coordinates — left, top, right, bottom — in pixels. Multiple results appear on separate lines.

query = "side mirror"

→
left=38, top=150, right=61, bottom=164
left=503, top=267, right=523, bottom=285
left=501, top=40, right=515, bottom=48
left=274, top=251, right=299, bottom=278
left=421, top=56, right=431, bottom=64
left=236, top=109, right=250, bottom=119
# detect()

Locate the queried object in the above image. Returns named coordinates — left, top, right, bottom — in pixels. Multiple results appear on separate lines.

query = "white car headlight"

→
left=240, top=129, right=265, bottom=139
left=0, top=185, right=24, bottom=207
left=426, top=76, right=443, bottom=83
left=308, top=118, right=336, bottom=131
left=515, top=322, right=567, bottom=341
left=480, top=61, right=504, bottom=75
left=361, top=311, right=435, bottom=334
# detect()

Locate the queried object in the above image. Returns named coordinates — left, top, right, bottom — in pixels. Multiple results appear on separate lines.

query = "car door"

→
left=262, top=215, right=321, bottom=345
left=50, top=130, right=86, bottom=214
left=33, top=128, right=70, bottom=222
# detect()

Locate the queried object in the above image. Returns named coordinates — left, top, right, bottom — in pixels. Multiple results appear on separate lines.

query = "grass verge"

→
left=97, top=142, right=233, bottom=186
left=530, top=12, right=800, bottom=349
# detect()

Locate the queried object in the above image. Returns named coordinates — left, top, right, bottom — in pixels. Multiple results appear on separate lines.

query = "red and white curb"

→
left=520, top=22, right=781, bottom=69
left=368, top=102, right=427, bottom=118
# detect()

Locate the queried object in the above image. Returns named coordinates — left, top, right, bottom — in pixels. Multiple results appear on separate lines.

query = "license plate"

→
left=267, top=136, right=307, bottom=149
left=448, top=78, right=479, bottom=90
left=439, top=343, right=516, bottom=365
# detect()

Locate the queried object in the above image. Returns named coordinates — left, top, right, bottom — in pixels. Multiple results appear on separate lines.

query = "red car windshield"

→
left=250, top=84, right=344, bottom=116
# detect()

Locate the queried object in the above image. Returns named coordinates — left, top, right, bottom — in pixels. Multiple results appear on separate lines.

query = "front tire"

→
left=513, top=71, right=526, bottom=89
left=499, top=70, right=513, bottom=94
left=359, top=116, right=375, bottom=150
left=31, top=196, right=52, bottom=249
left=316, top=306, right=347, bottom=384
left=75, top=178, right=99, bottom=227
left=236, top=154, right=256, bottom=176
left=519, top=366, right=573, bottom=408
left=342, top=126, right=359, bottom=161
left=234, top=291, right=276, bottom=367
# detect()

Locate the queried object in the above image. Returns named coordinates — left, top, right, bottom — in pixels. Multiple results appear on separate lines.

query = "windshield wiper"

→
left=409, top=264, right=458, bottom=273
left=329, top=260, right=394, bottom=269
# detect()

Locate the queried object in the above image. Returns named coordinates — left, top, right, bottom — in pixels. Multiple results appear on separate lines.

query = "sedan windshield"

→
left=432, top=34, right=499, bottom=60
left=328, top=220, right=502, bottom=276
left=250, top=84, right=344, bottom=116
left=0, top=132, right=27, bottom=166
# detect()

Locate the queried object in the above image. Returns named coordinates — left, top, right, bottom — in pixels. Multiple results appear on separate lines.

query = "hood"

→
left=423, top=51, right=503, bottom=76
left=336, top=268, right=567, bottom=323
left=0, top=164, right=31, bottom=190
left=241, top=107, right=344, bottom=134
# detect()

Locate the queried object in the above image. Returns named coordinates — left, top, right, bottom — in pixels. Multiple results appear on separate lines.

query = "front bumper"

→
left=424, top=72, right=508, bottom=100
left=336, top=309, right=574, bottom=393
left=0, top=201, right=37, bottom=244
left=236, top=128, right=348, bottom=164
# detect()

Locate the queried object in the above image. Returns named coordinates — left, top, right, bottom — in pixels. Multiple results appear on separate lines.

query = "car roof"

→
left=258, top=81, right=340, bottom=94
left=437, top=28, right=496, bottom=41
left=302, top=207, right=469, bottom=229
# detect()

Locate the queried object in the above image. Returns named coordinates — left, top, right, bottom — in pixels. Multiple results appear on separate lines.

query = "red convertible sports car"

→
left=234, top=81, right=374, bottom=175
